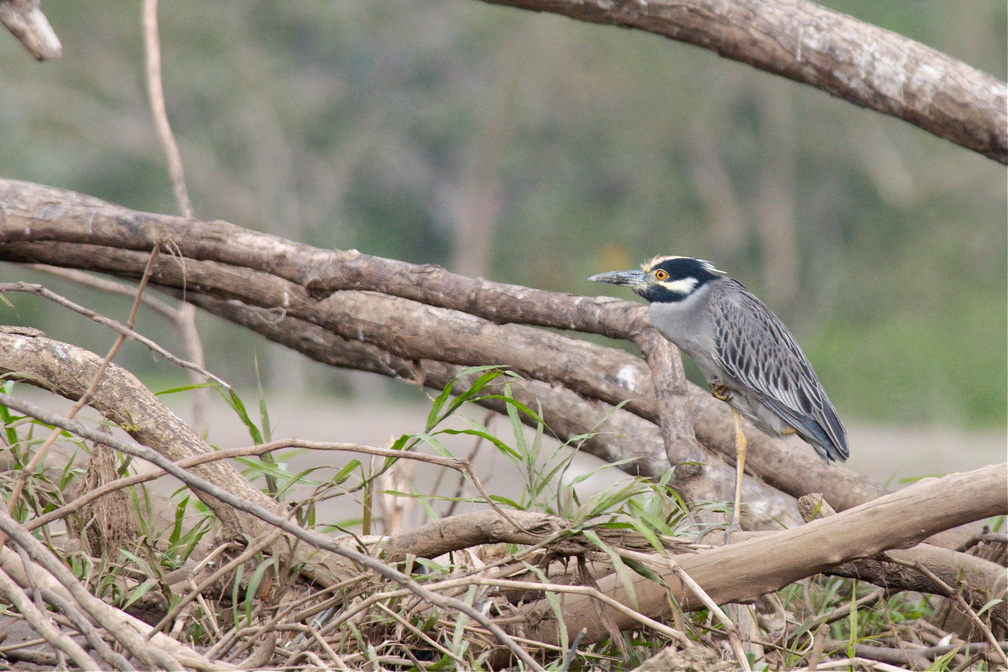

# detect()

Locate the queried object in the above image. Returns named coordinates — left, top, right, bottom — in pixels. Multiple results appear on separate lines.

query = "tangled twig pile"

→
left=0, top=180, right=1005, bottom=669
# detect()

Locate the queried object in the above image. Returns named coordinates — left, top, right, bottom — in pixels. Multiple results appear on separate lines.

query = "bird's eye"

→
left=654, top=269, right=669, bottom=281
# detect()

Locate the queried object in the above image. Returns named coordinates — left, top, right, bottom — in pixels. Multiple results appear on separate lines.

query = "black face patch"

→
left=638, top=256, right=722, bottom=303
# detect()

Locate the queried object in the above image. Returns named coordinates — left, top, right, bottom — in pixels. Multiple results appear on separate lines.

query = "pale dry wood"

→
left=143, top=0, right=193, bottom=219
left=0, top=567, right=102, bottom=671
left=375, top=506, right=1005, bottom=633
left=0, top=389, right=546, bottom=671
left=0, top=548, right=237, bottom=671
left=514, top=464, right=1007, bottom=647
left=0, top=329, right=298, bottom=548
left=4, top=250, right=160, bottom=532
left=0, top=327, right=378, bottom=594
left=0, top=0, right=61, bottom=60
left=0, top=509, right=186, bottom=671
left=478, top=0, right=1007, bottom=163
left=181, top=294, right=803, bottom=528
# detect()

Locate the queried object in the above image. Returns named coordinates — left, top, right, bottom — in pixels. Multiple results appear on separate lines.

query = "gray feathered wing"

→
left=710, top=280, right=848, bottom=462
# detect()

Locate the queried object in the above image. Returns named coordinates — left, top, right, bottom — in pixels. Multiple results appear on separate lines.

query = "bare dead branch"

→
left=4, top=249, right=159, bottom=525
left=477, top=0, right=1007, bottom=163
left=148, top=526, right=286, bottom=639
left=0, top=326, right=373, bottom=587
left=141, top=0, right=212, bottom=433
left=40, top=588, right=133, bottom=671
left=0, top=280, right=229, bottom=390
left=883, top=552, right=1008, bottom=667
left=0, top=390, right=547, bottom=671
left=0, top=179, right=897, bottom=525
left=0, top=508, right=186, bottom=670
left=143, top=0, right=193, bottom=218
left=0, top=0, right=60, bottom=61
left=0, top=547, right=233, bottom=671
left=0, top=567, right=101, bottom=670
left=513, top=464, right=1007, bottom=648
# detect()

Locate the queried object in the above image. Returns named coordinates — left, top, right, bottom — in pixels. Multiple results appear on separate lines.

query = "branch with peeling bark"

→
left=1, top=182, right=1004, bottom=663
left=508, top=465, right=1006, bottom=650
left=0, top=178, right=902, bottom=530
left=479, top=0, right=1007, bottom=163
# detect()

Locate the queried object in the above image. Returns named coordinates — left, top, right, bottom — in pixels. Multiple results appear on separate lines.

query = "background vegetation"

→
left=0, top=1, right=1005, bottom=427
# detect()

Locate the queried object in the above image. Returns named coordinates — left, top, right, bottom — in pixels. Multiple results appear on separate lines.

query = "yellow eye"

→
left=654, top=269, right=669, bottom=281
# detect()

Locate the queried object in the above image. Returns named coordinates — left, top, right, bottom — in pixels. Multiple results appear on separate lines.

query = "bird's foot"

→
left=691, top=519, right=742, bottom=545
left=710, top=383, right=732, bottom=402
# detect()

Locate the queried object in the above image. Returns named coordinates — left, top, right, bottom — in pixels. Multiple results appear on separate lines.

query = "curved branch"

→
left=0, top=327, right=357, bottom=584
left=514, top=464, right=1007, bottom=648
left=0, top=179, right=900, bottom=525
left=0, top=389, right=545, bottom=671
left=480, top=0, right=1007, bottom=163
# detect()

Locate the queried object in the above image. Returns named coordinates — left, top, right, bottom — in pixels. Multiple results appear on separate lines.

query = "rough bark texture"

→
left=515, top=464, right=1007, bottom=647
left=480, top=0, right=1007, bottom=163
left=1, top=180, right=1004, bottom=656
left=0, top=178, right=902, bottom=528
left=0, top=327, right=354, bottom=581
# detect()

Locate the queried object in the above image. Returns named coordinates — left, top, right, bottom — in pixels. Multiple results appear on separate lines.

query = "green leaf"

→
left=221, top=388, right=264, bottom=445
left=583, top=530, right=638, bottom=610
left=123, top=578, right=158, bottom=609
left=244, top=557, right=274, bottom=625
left=330, top=459, right=362, bottom=486
left=154, top=381, right=218, bottom=396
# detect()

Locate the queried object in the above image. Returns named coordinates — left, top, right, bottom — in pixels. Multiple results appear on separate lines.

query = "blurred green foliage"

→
left=0, top=1, right=1004, bottom=427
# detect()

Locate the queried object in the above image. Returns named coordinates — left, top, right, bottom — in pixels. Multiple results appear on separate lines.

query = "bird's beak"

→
left=588, top=269, right=647, bottom=287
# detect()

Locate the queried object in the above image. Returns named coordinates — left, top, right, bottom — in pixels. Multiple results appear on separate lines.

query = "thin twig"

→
left=791, top=657, right=910, bottom=672
left=955, top=529, right=1008, bottom=553
left=142, top=0, right=213, bottom=432
left=326, top=573, right=691, bottom=648
left=27, top=265, right=180, bottom=319
left=373, top=601, right=467, bottom=667
left=26, top=439, right=375, bottom=531
left=4, top=249, right=159, bottom=521
left=788, top=587, right=885, bottom=643
left=42, top=588, right=133, bottom=671
left=0, top=509, right=184, bottom=670
left=212, top=575, right=368, bottom=663
left=657, top=553, right=751, bottom=671
left=148, top=525, right=286, bottom=637
left=143, top=0, right=192, bottom=218
left=882, top=552, right=1008, bottom=668
left=0, top=280, right=229, bottom=390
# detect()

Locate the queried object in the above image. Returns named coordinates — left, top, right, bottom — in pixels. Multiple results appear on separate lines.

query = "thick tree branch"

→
left=479, top=0, right=1007, bottom=163
left=513, top=464, right=1007, bottom=648
left=0, top=327, right=357, bottom=583
left=0, top=179, right=903, bottom=527
left=379, top=508, right=1007, bottom=628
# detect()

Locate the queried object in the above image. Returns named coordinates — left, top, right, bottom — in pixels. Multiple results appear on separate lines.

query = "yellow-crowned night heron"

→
left=590, top=255, right=848, bottom=530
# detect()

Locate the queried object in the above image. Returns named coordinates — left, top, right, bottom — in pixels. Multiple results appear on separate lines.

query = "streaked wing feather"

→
left=711, top=280, right=848, bottom=460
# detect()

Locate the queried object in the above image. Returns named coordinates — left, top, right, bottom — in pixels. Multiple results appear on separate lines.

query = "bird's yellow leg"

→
left=730, top=407, right=747, bottom=533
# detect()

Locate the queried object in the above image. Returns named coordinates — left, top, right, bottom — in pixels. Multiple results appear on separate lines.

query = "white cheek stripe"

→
left=660, top=277, right=698, bottom=294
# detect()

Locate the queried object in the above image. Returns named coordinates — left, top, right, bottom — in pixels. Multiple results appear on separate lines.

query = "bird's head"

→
left=589, top=255, right=725, bottom=303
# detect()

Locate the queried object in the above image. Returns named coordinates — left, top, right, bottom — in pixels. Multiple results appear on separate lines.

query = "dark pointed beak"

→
left=588, top=269, right=647, bottom=287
